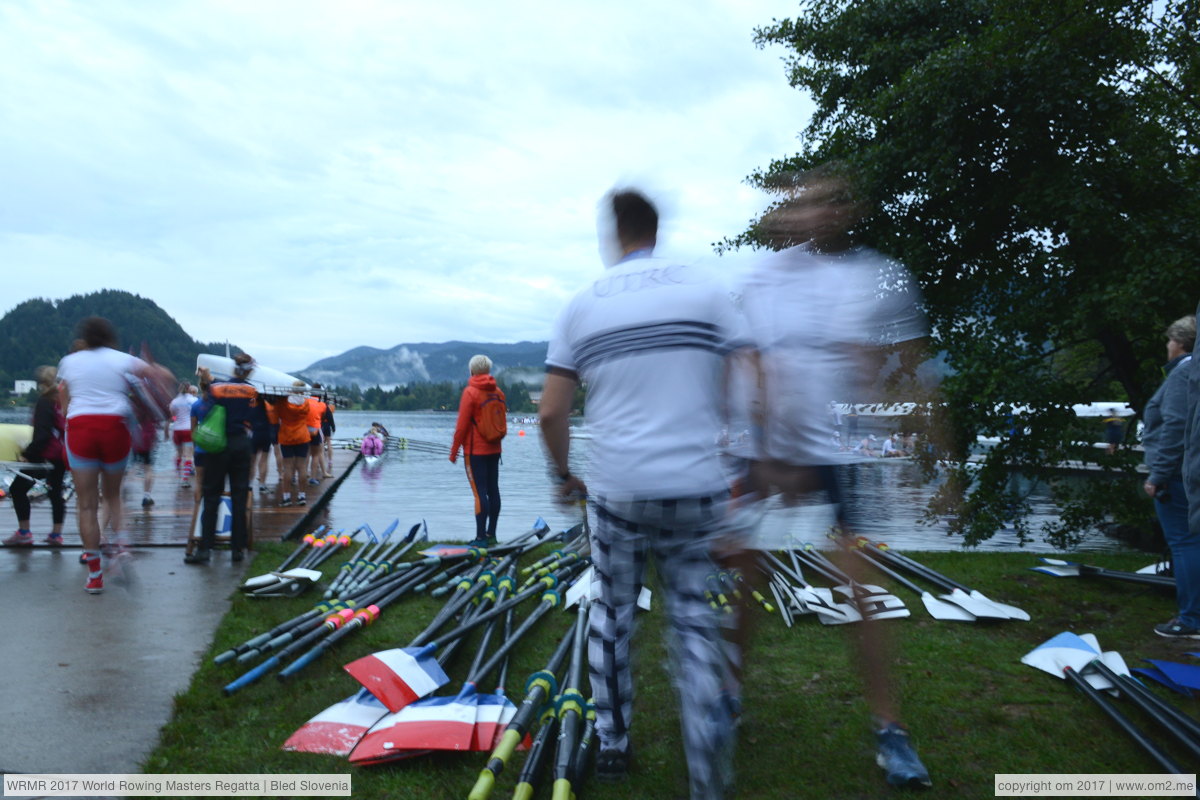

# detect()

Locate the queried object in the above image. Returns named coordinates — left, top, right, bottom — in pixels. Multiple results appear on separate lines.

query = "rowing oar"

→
left=794, top=545, right=909, bottom=619
left=511, top=707, right=559, bottom=800
left=324, top=519, right=400, bottom=599
left=851, top=548, right=975, bottom=621
left=274, top=561, right=448, bottom=683
left=338, top=522, right=426, bottom=597
left=1031, top=558, right=1176, bottom=590
left=221, top=560, right=420, bottom=665
left=861, top=540, right=1028, bottom=621
left=347, top=572, right=517, bottom=761
left=345, top=562, right=586, bottom=712
left=549, top=600, right=590, bottom=800
left=1085, top=652, right=1200, bottom=761
left=279, top=526, right=328, bottom=571
left=725, top=568, right=774, bottom=614
left=759, top=552, right=860, bottom=624
left=283, top=584, right=487, bottom=759
left=1022, top=633, right=1184, bottom=773
left=222, top=561, right=439, bottom=694
left=469, top=616, right=578, bottom=800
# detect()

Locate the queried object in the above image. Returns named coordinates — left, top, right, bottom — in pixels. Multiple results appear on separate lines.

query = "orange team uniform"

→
left=307, top=399, right=327, bottom=433
left=270, top=397, right=311, bottom=446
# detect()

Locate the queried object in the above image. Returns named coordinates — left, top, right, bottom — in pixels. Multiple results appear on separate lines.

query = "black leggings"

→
left=9, top=461, right=67, bottom=524
left=467, top=453, right=501, bottom=541
left=200, top=434, right=252, bottom=551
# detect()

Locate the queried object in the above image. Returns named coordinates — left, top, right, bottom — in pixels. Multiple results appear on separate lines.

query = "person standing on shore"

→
left=1143, top=315, right=1197, bottom=637
left=450, top=355, right=505, bottom=546
left=56, top=317, right=153, bottom=593
left=540, top=189, right=746, bottom=799
left=185, top=355, right=258, bottom=564
left=4, top=366, right=67, bottom=546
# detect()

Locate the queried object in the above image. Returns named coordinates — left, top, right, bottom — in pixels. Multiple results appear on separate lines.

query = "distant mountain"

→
left=0, top=289, right=239, bottom=386
left=299, top=341, right=549, bottom=388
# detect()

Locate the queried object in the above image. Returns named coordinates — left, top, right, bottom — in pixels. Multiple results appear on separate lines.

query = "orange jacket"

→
left=307, top=398, right=326, bottom=430
left=271, top=397, right=312, bottom=446
left=451, top=374, right=504, bottom=459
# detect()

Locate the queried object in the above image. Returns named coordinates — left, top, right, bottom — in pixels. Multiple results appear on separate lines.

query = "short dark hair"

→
left=77, top=316, right=118, bottom=350
left=611, top=191, right=658, bottom=250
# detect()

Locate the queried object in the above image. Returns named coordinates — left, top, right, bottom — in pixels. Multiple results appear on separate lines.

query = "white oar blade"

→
left=1136, top=561, right=1171, bottom=575
left=565, top=565, right=596, bottom=609
left=1029, top=565, right=1081, bottom=577
left=939, top=589, right=1010, bottom=621
left=920, top=592, right=976, bottom=621
left=350, top=689, right=478, bottom=762
left=864, top=607, right=911, bottom=621
left=282, top=688, right=389, bottom=756
left=969, top=590, right=1030, bottom=621
left=1021, top=632, right=1100, bottom=677
left=345, top=646, right=449, bottom=712
left=1100, top=649, right=1132, bottom=677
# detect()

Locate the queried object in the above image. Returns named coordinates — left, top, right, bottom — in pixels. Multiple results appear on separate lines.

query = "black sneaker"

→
left=184, top=549, right=211, bottom=565
left=231, top=550, right=244, bottom=563
left=595, top=746, right=631, bottom=783
left=141, top=496, right=155, bottom=507
left=1155, top=618, right=1200, bottom=639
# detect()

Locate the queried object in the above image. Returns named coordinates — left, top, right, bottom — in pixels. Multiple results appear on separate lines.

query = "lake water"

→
left=319, top=410, right=1136, bottom=553
left=0, top=406, right=1142, bottom=552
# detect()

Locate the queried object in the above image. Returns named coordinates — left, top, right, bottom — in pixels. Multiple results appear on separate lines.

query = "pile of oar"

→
left=1023, top=632, right=1200, bottom=773
left=855, top=538, right=1029, bottom=621
left=756, top=547, right=908, bottom=625
left=240, top=526, right=362, bottom=597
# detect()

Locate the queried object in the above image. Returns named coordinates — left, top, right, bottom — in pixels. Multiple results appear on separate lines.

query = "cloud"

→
left=0, top=0, right=812, bottom=371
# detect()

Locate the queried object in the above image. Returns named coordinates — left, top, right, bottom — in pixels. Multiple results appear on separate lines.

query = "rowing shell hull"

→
left=196, top=354, right=305, bottom=394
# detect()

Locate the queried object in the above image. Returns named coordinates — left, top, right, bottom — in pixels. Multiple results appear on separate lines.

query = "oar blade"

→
left=1029, top=565, right=1081, bottom=577
left=968, top=590, right=1029, bottom=621
left=350, top=690, right=479, bottom=761
left=920, top=592, right=976, bottom=622
left=1021, top=632, right=1099, bottom=677
left=345, top=646, right=449, bottom=712
left=281, top=688, right=388, bottom=756
left=939, top=589, right=1010, bottom=621
left=1145, top=659, right=1200, bottom=692
left=471, top=693, right=511, bottom=751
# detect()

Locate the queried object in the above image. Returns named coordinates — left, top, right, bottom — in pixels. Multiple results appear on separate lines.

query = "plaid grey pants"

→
left=589, top=494, right=737, bottom=800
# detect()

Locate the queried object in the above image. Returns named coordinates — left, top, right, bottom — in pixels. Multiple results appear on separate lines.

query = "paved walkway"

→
left=0, top=450, right=359, bottom=784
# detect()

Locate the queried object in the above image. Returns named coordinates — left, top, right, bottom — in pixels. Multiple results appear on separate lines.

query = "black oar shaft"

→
left=1089, top=661, right=1200, bottom=759
left=1064, top=667, right=1183, bottom=774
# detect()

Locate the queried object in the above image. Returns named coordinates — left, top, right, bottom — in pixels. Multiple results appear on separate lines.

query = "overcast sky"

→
left=1, top=1, right=813, bottom=372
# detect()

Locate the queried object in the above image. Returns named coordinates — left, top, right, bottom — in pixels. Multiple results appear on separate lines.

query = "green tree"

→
left=736, top=0, right=1200, bottom=546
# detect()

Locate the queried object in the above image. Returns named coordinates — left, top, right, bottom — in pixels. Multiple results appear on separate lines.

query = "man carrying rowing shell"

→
left=540, top=189, right=747, bottom=800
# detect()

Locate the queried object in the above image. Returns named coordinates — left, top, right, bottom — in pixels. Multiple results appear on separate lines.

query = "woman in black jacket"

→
left=5, top=366, right=68, bottom=546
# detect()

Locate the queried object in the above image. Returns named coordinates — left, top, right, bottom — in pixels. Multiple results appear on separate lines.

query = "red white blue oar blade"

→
left=350, top=689, right=479, bottom=761
left=345, top=645, right=449, bottom=712
left=471, top=692, right=513, bottom=751
left=281, top=688, right=389, bottom=756
left=1021, top=632, right=1100, bottom=677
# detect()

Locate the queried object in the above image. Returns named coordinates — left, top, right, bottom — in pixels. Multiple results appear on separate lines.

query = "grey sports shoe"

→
left=1155, top=618, right=1200, bottom=639
left=876, top=722, right=931, bottom=789
left=595, top=746, right=632, bottom=783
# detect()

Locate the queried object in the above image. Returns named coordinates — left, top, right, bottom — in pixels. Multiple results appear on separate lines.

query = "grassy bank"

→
left=145, top=544, right=1200, bottom=799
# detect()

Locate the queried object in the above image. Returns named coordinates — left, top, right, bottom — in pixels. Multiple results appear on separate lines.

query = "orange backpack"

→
left=475, top=388, right=508, bottom=444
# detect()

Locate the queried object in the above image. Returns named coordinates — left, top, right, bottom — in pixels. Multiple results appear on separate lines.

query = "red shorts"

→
left=173, top=429, right=193, bottom=446
left=66, top=415, right=131, bottom=470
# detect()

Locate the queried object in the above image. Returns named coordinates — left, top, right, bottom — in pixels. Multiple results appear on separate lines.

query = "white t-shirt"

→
left=169, top=393, right=197, bottom=431
left=546, top=251, right=749, bottom=500
left=737, top=244, right=926, bottom=465
left=57, top=347, right=147, bottom=419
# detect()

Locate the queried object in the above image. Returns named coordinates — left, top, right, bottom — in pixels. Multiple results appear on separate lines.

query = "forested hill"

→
left=0, top=290, right=238, bottom=385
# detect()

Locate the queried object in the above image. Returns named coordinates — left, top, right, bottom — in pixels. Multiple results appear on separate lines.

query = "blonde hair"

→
left=469, top=354, right=492, bottom=375
left=34, top=365, right=57, bottom=393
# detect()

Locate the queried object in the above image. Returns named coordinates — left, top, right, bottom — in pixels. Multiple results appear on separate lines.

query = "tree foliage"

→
left=737, top=0, right=1200, bottom=546
left=0, top=289, right=241, bottom=383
